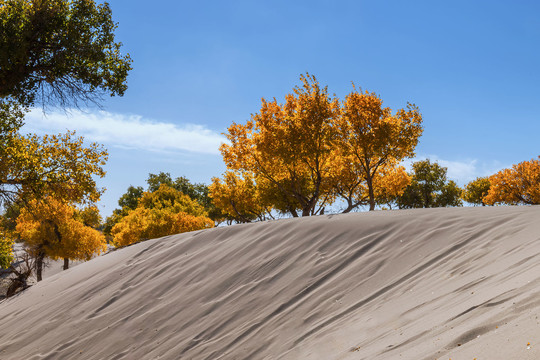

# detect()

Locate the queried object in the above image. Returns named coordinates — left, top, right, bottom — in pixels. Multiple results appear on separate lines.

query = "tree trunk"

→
left=367, top=176, right=376, bottom=211
left=342, top=200, right=354, bottom=213
left=289, top=207, right=299, bottom=217
left=36, top=251, right=45, bottom=282
left=63, top=258, right=69, bottom=270
left=229, top=200, right=251, bottom=223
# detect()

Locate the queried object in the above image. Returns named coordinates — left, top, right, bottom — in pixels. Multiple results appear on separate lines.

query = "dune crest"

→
left=1, top=206, right=540, bottom=359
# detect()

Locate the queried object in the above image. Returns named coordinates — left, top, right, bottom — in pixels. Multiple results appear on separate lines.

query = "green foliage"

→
left=0, top=0, right=117, bottom=211
left=0, top=99, right=26, bottom=137
left=103, top=185, right=143, bottom=235
left=0, top=199, right=22, bottom=232
left=0, top=229, right=14, bottom=269
left=462, top=177, right=491, bottom=206
left=146, top=172, right=175, bottom=192
left=147, top=172, right=210, bottom=208
left=0, top=0, right=122, bottom=275
left=106, top=173, right=220, bottom=234
left=118, top=185, right=144, bottom=212
left=0, top=0, right=132, bottom=108
left=435, top=180, right=463, bottom=208
left=397, top=159, right=463, bottom=208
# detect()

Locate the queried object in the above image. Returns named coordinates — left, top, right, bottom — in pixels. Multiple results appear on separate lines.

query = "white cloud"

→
left=402, top=155, right=506, bottom=185
left=23, top=109, right=227, bottom=155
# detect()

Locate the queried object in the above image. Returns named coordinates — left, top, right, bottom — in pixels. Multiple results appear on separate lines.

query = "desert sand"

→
left=0, top=206, right=539, bottom=359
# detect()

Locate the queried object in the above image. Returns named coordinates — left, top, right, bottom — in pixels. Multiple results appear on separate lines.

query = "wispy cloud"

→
left=21, top=110, right=509, bottom=185
left=23, top=109, right=227, bottom=155
left=403, top=155, right=506, bottom=185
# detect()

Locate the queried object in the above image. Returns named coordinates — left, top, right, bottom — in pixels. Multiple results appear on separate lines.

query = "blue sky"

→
left=24, top=0, right=540, bottom=216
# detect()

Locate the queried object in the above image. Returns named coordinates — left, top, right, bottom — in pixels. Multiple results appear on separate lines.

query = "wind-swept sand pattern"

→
left=1, top=206, right=540, bottom=359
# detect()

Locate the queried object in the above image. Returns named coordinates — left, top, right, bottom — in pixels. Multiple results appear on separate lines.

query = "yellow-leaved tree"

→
left=217, top=74, right=423, bottom=218
left=220, top=73, right=340, bottom=217
left=484, top=157, right=540, bottom=205
left=74, top=205, right=102, bottom=228
left=0, top=130, right=107, bottom=274
left=0, top=130, right=108, bottom=274
left=329, top=150, right=411, bottom=212
left=337, top=87, right=423, bottom=210
left=369, top=166, right=412, bottom=209
left=209, top=171, right=272, bottom=223
left=16, top=198, right=107, bottom=281
left=1, top=130, right=107, bottom=204
left=111, top=184, right=214, bottom=247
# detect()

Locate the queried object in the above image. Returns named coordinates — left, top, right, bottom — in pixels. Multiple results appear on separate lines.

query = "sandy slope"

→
left=0, top=206, right=539, bottom=360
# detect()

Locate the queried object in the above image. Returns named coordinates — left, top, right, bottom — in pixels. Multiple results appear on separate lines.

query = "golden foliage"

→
left=221, top=73, right=339, bottom=217
left=372, top=166, right=412, bottom=206
left=337, top=88, right=423, bottom=210
left=329, top=151, right=411, bottom=212
left=111, top=185, right=214, bottom=247
left=217, top=74, right=422, bottom=216
left=484, top=157, right=540, bottom=205
left=16, top=198, right=107, bottom=261
left=209, top=171, right=269, bottom=222
left=0, top=130, right=108, bottom=204
left=74, top=205, right=102, bottom=228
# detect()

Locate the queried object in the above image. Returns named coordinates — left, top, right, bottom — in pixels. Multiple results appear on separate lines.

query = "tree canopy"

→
left=146, top=172, right=213, bottom=212
left=396, top=159, right=462, bottom=209
left=15, top=197, right=107, bottom=280
left=221, top=73, right=339, bottom=217
left=209, top=171, right=271, bottom=223
left=0, top=0, right=132, bottom=108
left=462, top=177, right=491, bottom=206
left=111, top=184, right=214, bottom=248
left=0, top=130, right=108, bottom=206
left=0, top=0, right=129, bottom=277
left=484, top=157, right=540, bottom=205
left=218, top=73, right=423, bottom=218
left=336, top=86, right=422, bottom=210
left=105, top=172, right=219, bottom=235
left=0, top=128, right=108, bottom=275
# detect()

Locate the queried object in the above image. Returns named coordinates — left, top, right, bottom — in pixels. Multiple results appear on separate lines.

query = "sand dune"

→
left=1, top=206, right=539, bottom=359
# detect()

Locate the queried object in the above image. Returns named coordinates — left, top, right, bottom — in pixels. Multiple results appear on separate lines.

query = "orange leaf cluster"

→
left=215, top=74, right=423, bottom=217
left=484, top=157, right=540, bottom=205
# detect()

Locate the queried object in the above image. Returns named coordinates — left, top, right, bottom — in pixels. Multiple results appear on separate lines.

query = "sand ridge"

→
left=0, top=206, right=539, bottom=359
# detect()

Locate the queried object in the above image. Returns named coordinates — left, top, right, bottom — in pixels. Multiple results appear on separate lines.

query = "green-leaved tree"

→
left=462, top=177, right=491, bottom=206
left=0, top=0, right=132, bottom=108
left=397, top=159, right=463, bottom=209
